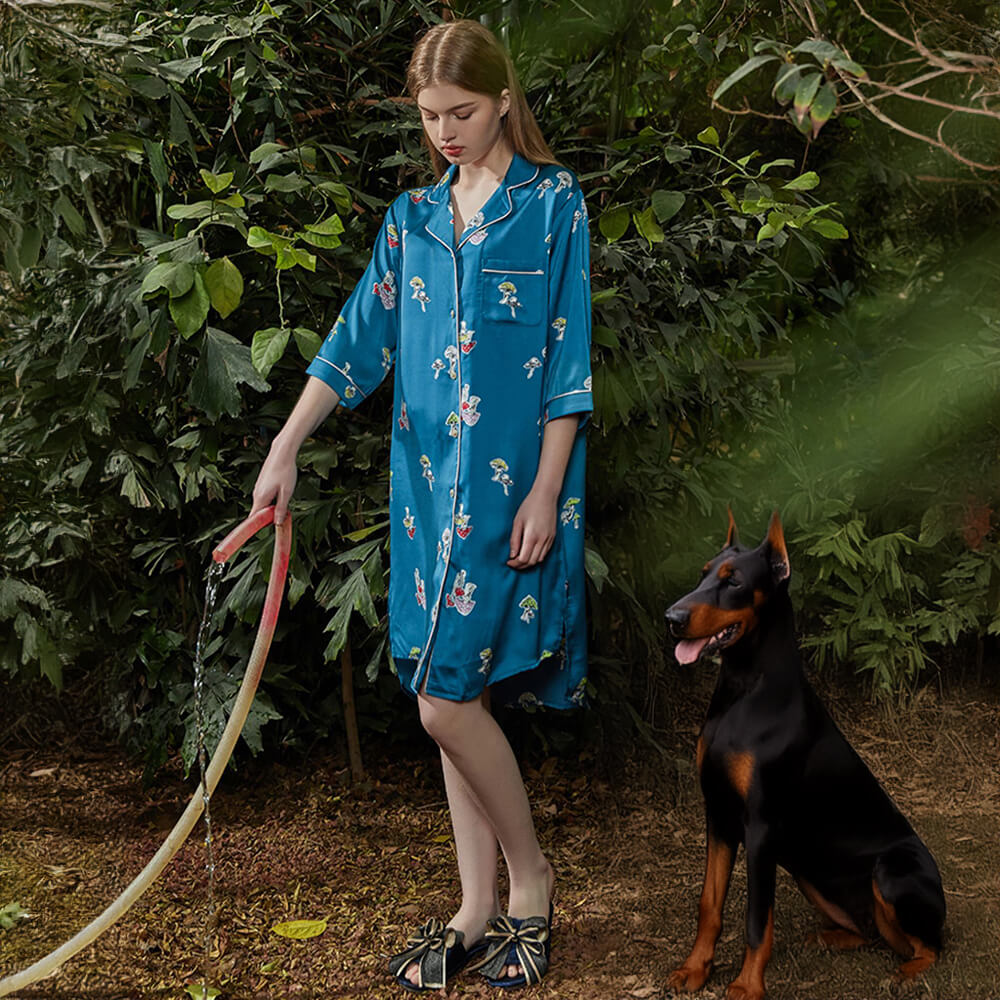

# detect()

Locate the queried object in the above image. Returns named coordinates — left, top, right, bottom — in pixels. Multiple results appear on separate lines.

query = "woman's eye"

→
left=454, top=113, right=471, bottom=120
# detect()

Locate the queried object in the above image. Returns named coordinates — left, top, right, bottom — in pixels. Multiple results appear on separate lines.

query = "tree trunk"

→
left=340, top=642, right=365, bottom=783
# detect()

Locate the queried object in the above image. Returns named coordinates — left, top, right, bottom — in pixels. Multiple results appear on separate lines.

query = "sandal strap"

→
left=388, top=918, right=463, bottom=989
left=471, top=913, right=550, bottom=985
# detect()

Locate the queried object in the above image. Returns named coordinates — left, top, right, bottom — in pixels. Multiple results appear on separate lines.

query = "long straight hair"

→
left=406, top=19, right=558, bottom=179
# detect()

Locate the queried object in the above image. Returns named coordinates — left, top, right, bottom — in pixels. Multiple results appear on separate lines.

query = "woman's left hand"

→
left=507, top=488, right=558, bottom=569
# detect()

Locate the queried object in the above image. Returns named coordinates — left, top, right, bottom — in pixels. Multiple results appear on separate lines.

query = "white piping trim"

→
left=310, top=356, right=366, bottom=398
left=547, top=387, right=591, bottom=402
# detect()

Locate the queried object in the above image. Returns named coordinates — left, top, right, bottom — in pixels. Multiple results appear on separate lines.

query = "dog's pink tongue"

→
left=674, top=636, right=710, bottom=665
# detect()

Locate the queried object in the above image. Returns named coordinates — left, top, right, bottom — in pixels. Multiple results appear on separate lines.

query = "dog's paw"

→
left=667, top=962, right=711, bottom=993
left=725, top=982, right=765, bottom=1000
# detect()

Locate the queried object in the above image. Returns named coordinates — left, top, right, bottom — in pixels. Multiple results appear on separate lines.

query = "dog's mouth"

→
left=674, top=623, right=742, bottom=664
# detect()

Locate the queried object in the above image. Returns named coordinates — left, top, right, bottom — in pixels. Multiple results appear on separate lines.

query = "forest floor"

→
left=1, top=675, right=999, bottom=1000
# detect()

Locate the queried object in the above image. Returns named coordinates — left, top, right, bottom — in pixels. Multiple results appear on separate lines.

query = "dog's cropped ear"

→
left=725, top=506, right=740, bottom=548
left=764, top=510, right=791, bottom=583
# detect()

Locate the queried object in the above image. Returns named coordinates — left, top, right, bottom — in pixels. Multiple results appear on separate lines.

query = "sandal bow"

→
left=388, top=917, right=461, bottom=990
left=472, top=912, right=551, bottom=986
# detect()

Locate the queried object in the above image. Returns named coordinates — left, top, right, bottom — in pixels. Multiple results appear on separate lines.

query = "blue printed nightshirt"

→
left=305, top=153, right=592, bottom=708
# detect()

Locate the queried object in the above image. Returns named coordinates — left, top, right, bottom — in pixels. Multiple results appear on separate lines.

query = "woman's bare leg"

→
left=417, top=689, right=554, bottom=979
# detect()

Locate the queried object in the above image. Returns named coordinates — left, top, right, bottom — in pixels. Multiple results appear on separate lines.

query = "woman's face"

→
left=416, top=83, right=510, bottom=167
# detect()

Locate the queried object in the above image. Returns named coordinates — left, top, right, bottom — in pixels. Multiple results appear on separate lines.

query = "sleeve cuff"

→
left=305, top=356, right=367, bottom=409
left=544, top=389, right=593, bottom=424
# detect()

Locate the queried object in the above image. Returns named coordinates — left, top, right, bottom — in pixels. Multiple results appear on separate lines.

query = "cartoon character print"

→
left=409, top=189, right=426, bottom=204
left=373, top=269, right=396, bottom=310
left=554, top=170, right=573, bottom=195
left=386, top=223, right=400, bottom=249
left=518, top=594, right=538, bottom=623
left=381, top=346, right=392, bottom=373
left=398, top=400, right=410, bottom=431
left=551, top=317, right=567, bottom=342
left=468, top=228, right=488, bottom=246
left=420, top=454, right=434, bottom=492
left=414, top=569, right=426, bottom=609
left=584, top=375, right=593, bottom=390
left=343, top=384, right=357, bottom=400
left=535, top=178, right=553, bottom=198
left=444, top=344, right=459, bottom=380
left=410, top=276, right=431, bottom=312
left=460, top=384, right=481, bottom=426
left=560, top=496, right=582, bottom=530
left=464, top=210, right=484, bottom=232
left=454, top=504, right=472, bottom=539
left=437, top=527, right=452, bottom=562
left=403, top=507, right=416, bottom=539
left=409, top=645, right=422, bottom=658
left=431, top=359, right=445, bottom=380
left=478, top=648, right=493, bottom=675
left=490, top=458, right=514, bottom=496
left=570, top=677, right=587, bottom=707
left=458, top=321, right=476, bottom=354
left=523, top=357, right=542, bottom=379
left=497, top=281, right=522, bottom=319
left=445, top=411, right=460, bottom=438
left=571, top=209, right=583, bottom=234
left=445, top=569, right=477, bottom=616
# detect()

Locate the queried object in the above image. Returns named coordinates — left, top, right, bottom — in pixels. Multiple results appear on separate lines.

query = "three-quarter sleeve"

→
left=543, top=189, right=593, bottom=423
left=305, top=197, right=403, bottom=408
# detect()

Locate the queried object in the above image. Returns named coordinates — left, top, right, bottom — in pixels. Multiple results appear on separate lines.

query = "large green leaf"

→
left=599, top=206, right=630, bottom=243
left=633, top=206, right=665, bottom=247
left=651, top=190, right=685, bottom=223
left=251, top=326, right=291, bottom=376
left=141, top=261, right=195, bottom=298
left=188, top=327, right=270, bottom=420
left=169, top=271, right=210, bottom=339
left=712, top=54, right=779, bottom=101
left=204, top=256, right=243, bottom=318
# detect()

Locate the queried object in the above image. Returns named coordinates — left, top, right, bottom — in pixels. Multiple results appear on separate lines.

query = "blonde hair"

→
left=406, top=19, right=558, bottom=179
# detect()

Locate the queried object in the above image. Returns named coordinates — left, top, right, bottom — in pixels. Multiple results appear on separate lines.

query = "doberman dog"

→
left=664, top=511, right=945, bottom=1000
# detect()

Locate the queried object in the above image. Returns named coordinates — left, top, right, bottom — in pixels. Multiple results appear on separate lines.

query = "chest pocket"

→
left=480, top=258, right=546, bottom=327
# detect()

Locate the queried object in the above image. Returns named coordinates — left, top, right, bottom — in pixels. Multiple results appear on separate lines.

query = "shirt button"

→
left=450, top=309, right=455, bottom=318
left=449, top=488, right=455, bottom=498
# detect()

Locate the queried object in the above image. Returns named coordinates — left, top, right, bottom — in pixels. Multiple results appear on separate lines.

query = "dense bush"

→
left=2, top=0, right=999, bottom=772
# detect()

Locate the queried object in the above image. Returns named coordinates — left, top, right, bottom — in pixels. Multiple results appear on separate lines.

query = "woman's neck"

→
left=453, top=136, right=514, bottom=192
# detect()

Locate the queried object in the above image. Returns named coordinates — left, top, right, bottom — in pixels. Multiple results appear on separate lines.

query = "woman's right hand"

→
left=251, top=441, right=298, bottom=525
left=249, top=377, right=341, bottom=525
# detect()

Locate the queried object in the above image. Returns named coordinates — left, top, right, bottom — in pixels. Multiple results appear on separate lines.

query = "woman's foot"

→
left=402, top=905, right=497, bottom=988
left=494, top=859, right=555, bottom=981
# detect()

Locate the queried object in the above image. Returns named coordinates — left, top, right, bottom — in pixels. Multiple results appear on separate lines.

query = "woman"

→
left=251, top=18, right=591, bottom=991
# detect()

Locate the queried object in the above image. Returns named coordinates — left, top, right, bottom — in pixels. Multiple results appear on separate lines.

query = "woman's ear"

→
left=498, top=88, right=511, bottom=117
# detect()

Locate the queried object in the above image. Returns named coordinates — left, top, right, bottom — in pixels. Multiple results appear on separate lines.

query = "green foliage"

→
left=2, top=0, right=999, bottom=776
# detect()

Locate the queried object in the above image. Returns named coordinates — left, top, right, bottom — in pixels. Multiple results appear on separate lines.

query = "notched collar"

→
left=423, top=153, right=541, bottom=251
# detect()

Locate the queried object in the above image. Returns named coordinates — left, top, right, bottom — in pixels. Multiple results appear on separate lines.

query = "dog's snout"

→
left=665, top=605, right=690, bottom=635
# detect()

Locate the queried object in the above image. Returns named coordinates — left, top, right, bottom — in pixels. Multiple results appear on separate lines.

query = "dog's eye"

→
left=727, top=576, right=742, bottom=588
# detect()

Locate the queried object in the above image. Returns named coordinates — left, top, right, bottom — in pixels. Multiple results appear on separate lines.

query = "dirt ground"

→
left=1, top=676, right=999, bottom=1000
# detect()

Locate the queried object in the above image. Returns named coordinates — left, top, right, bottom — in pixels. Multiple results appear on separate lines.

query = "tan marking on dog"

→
left=717, top=561, right=733, bottom=580
left=872, top=881, right=939, bottom=980
left=725, top=751, right=755, bottom=799
left=796, top=877, right=861, bottom=934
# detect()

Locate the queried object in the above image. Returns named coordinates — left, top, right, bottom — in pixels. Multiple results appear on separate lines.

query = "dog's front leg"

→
left=667, top=825, right=736, bottom=992
left=727, top=825, right=776, bottom=1000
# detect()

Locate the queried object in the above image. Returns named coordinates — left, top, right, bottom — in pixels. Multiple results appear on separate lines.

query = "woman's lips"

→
left=443, top=146, right=463, bottom=156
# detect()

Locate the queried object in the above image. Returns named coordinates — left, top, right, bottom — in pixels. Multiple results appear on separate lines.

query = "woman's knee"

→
left=418, top=692, right=478, bottom=748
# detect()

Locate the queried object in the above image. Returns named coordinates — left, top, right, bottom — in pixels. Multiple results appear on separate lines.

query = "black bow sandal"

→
left=471, top=904, right=553, bottom=988
left=388, top=917, right=487, bottom=992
